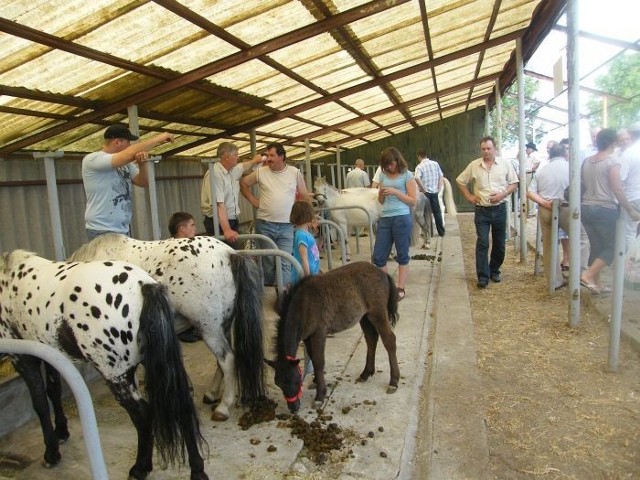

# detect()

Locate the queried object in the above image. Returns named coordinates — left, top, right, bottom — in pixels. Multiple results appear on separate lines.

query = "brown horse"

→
left=266, top=262, right=399, bottom=412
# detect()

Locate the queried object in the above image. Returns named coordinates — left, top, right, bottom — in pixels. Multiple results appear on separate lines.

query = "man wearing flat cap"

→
left=82, top=123, right=173, bottom=240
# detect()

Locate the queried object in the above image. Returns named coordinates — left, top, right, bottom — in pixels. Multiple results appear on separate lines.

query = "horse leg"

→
left=307, top=335, right=327, bottom=404
left=202, top=360, right=223, bottom=406
left=107, top=372, right=154, bottom=480
left=202, top=333, right=236, bottom=421
left=12, top=355, right=62, bottom=467
left=44, top=362, right=69, bottom=442
left=338, top=221, right=351, bottom=262
left=375, top=318, right=400, bottom=393
left=356, top=317, right=379, bottom=382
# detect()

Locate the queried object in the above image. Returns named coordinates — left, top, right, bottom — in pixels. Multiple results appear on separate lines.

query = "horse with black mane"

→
left=0, top=250, right=208, bottom=479
left=70, top=233, right=265, bottom=421
left=266, top=261, right=400, bottom=413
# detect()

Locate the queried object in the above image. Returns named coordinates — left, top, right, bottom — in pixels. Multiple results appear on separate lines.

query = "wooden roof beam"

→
left=0, top=0, right=406, bottom=156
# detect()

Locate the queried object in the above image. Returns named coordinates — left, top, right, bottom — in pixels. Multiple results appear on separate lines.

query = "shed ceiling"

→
left=0, top=0, right=565, bottom=162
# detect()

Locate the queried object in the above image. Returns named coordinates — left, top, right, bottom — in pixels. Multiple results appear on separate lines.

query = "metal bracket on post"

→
left=202, top=158, right=220, bottom=236
left=534, top=213, right=543, bottom=276
left=33, top=151, right=66, bottom=261
left=608, top=215, right=626, bottom=371
left=146, top=155, right=162, bottom=240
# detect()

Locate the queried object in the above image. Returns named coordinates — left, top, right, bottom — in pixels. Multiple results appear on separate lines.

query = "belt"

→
left=475, top=203, right=505, bottom=209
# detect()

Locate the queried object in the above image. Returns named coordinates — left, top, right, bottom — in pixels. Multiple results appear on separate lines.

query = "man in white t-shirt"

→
left=240, top=142, right=310, bottom=286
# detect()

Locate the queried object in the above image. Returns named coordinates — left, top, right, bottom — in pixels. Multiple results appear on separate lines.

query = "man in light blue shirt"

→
left=414, top=150, right=445, bottom=237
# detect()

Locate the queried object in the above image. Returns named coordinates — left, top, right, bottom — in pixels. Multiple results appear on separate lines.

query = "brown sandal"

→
left=397, top=287, right=406, bottom=301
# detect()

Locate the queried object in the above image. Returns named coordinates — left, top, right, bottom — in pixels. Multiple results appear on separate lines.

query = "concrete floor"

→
left=1, top=217, right=491, bottom=479
left=2, top=214, right=635, bottom=479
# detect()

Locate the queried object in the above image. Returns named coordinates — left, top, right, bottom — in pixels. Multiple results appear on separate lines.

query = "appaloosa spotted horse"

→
left=0, top=250, right=208, bottom=480
left=70, top=233, right=265, bottom=421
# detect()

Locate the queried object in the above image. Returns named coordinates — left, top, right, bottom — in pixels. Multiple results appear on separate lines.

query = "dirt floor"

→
left=458, top=213, right=640, bottom=479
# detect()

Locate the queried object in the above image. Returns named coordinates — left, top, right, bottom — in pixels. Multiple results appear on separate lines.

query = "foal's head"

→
left=265, top=356, right=303, bottom=413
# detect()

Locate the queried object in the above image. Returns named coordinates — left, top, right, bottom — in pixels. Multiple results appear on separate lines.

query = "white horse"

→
left=314, top=178, right=381, bottom=261
left=69, top=234, right=265, bottom=421
left=412, top=178, right=458, bottom=248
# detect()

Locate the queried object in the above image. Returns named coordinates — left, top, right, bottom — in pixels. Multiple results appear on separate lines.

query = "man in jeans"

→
left=414, top=149, right=446, bottom=237
left=240, top=142, right=310, bottom=286
left=456, top=137, right=519, bottom=288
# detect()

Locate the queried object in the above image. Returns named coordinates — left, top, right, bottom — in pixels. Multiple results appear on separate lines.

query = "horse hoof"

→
left=355, top=376, right=367, bottom=383
left=313, top=400, right=324, bottom=409
left=202, top=394, right=219, bottom=405
left=211, top=410, right=229, bottom=422
left=386, top=385, right=398, bottom=394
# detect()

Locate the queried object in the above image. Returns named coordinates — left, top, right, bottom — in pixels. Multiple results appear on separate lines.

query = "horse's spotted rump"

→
left=112, top=272, right=129, bottom=285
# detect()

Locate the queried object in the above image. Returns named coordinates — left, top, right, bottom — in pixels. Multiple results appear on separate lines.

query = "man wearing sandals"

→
left=457, top=137, right=519, bottom=288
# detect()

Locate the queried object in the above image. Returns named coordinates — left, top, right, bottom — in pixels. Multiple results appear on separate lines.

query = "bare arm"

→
left=610, top=164, right=640, bottom=221
left=379, top=177, right=418, bottom=207
left=240, top=172, right=260, bottom=209
left=216, top=203, right=239, bottom=242
left=298, top=243, right=311, bottom=277
left=527, top=190, right=552, bottom=210
left=456, top=180, right=477, bottom=205
left=296, top=172, right=314, bottom=202
left=131, top=155, right=149, bottom=187
left=110, top=132, right=173, bottom=169
left=239, top=155, right=264, bottom=175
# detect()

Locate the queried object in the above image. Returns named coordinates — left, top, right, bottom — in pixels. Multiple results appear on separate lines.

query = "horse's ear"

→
left=264, top=358, right=277, bottom=369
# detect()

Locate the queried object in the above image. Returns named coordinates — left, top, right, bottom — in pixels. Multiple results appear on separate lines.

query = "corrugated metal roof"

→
left=0, top=0, right=565, bottom=161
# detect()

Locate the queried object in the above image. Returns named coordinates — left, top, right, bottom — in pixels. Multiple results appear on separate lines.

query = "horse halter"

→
left=284, top=355, right=303, bottom=404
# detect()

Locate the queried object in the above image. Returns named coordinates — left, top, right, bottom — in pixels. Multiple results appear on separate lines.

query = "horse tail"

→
left=385, top=273, right=399, bottom=327
left=230, top=254, right=266, bottom=404
left=442, top=178, right=458, bottom=216
left=138, top=283, right=207, bottom=466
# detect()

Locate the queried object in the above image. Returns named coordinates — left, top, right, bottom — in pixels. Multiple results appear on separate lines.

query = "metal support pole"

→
left=548, top=200, right=560, bottom=295
left=250, top=129, right=257, bottom=156
left=534, top=214, right=543, bottom=275
left=34, top=151, right=66, bottom=261
left=567, top=0, right=582, bottom=327
left=608, top=215, right=625, bottom=371
left=0, top=339, right=108, bottom=480
left=485, top=99, right=491, bottom=136
left=336, top=146, right=342, bottom=190
left=495, top=81, right=503, bottom=153
left=146, top=155, right=162, bottom=240
left=305, top=138, right=312, bottom=191
left=516, top=38, right=527, bottom=262
left=203, top=159, right=220, bottom=236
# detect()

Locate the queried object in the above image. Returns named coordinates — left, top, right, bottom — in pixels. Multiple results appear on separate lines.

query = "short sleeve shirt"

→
left=82, top=151, right=138, bottom=234
left=291, top=228, right=320, bottom=285
left=378, top=171, right=413, bottom=217
left=200, top=163, right=243, bottom=219
left=456, top=157, right=518, bottom=206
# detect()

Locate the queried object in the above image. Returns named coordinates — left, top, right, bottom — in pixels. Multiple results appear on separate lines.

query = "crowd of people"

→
left=522, top=124, right=640, bottom=294
left=82, top=121, right=640, bottom=317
